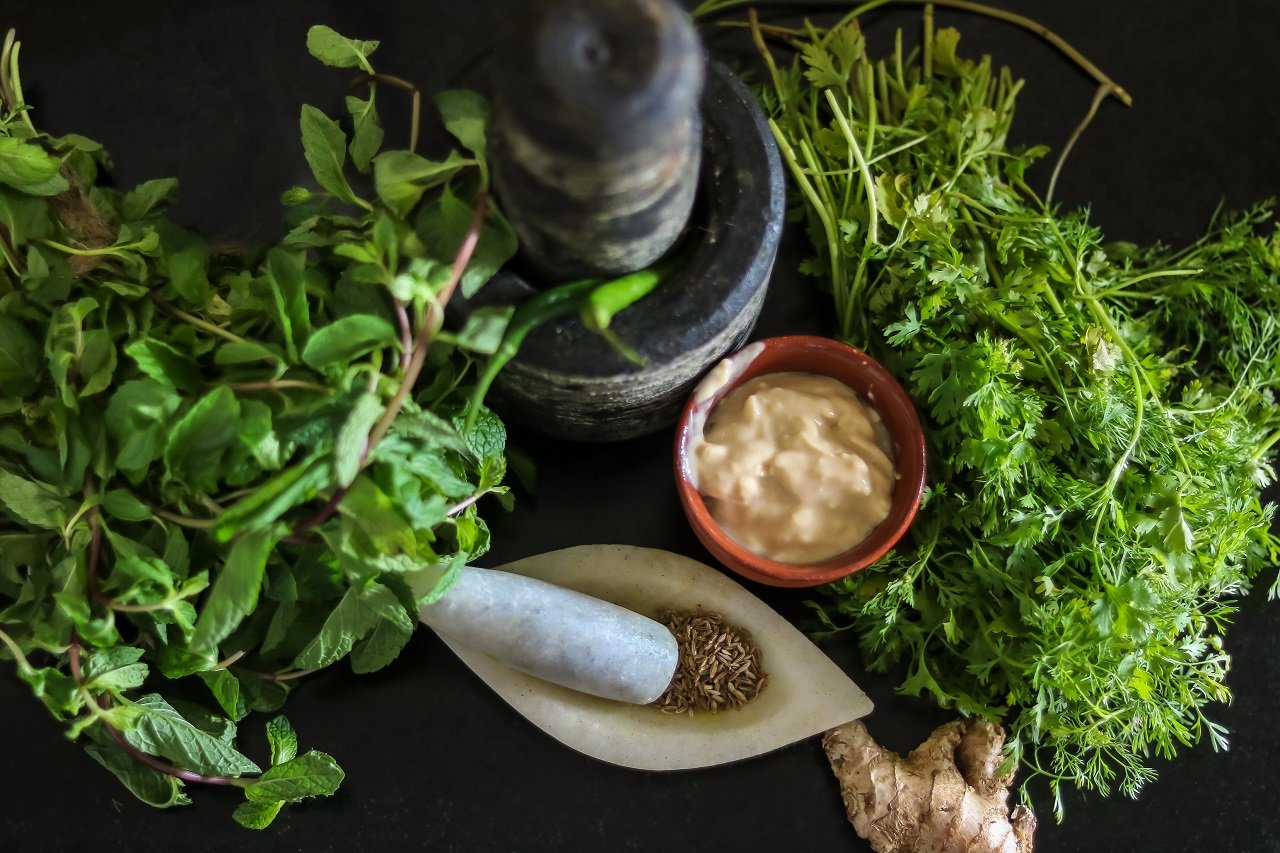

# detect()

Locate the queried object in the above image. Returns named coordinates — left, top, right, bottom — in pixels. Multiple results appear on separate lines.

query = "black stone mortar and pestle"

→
left=459, top=0, right=784, bottom=442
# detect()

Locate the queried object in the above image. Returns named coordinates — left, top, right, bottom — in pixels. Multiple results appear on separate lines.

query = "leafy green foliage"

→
left=760, top=18, right=1280, bottom=817
left=0, top=27, right=517, bottom=825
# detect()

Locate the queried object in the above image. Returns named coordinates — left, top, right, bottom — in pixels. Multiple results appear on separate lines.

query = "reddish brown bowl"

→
left=674, top=336, right=927, bottom=588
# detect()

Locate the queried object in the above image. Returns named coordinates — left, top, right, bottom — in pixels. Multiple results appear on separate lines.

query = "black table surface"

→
left=3, top=2, right=1279, bottom=851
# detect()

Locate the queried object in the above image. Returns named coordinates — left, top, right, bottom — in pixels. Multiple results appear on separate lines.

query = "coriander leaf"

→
left=244, top=750, right=345, bottom=804
left=0, top=315, right=41, bottom=397
left=300, top=104, right=360, bottom=206
left=164, top=386, right=241, bottom=493
left=301, top=314, right=397, bottom=369
left=232, top=799, right=283, bottom=830
left=306, top=25, right=379, bottom=72
left=123, top=694, right=259, bottom=777
left=191, top=527, right=278, bottom=653
left=434, top=90, right=488, bottom=159
left=0, top=468, right=69, bottom=530
left=0, top=137, right=69, bottom=196
left=266, top=716, right=298, bottom=765
left=334, top=392, right=382, bottom=487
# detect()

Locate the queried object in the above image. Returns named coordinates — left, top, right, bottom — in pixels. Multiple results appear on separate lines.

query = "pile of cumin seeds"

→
left=654, top=608, right=768, bottom=714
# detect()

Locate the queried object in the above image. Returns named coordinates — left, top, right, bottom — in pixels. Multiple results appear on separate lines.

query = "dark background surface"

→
left=3, top=1, right=1279, bottom=851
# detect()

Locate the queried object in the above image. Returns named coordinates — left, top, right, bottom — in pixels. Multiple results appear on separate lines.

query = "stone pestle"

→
left=488, top=0, right=704, bottom=280
left=459, top=0, right=785, bottom=442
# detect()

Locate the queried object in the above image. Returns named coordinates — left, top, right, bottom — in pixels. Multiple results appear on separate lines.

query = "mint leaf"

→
left=213, top=456, right=330, bottom=541
left=417, top=187, right=515, bottom=297
left=266, top=248, right=311, bottom=362
left=124, top=337, right=202, bottom=392
left=121, top=177, right=180, bottom=220
left=266, top=716, right=298, bottom=765
left=85, top=733, right=191, bottom=809
left=244, top=750, right=345, bottom=803
left=434, top=90, right=488, bottom=159
left=82, top=646, right=149, bottom=693
left=191, top=528, right=277, bottom=653
left=164, top=387, right=241, bottom=493
left=334, top=392, right=382, bottom=488
left=101, top=489, right=153, bottom=522
left=198, top=669, right=247, bottom=722
left=0, top=315, right=41, bottom=397
left=372, top=150, right=469, bottom=217
left=350, top=612, right=413, bottom=674
left=0, top=468, right=69, bottom=530
left=232, top=799, right=283, bottom=830
left=346, top=95, right=384, bottom=173
left=123, top=694, right=259, bottom=777
left=306, top=25, right=379, bottom=72
left=293, top=581, right=406, bottom=670
left=105, top=378, right=181, bottom=471
left=300, top=105, right=359, bottom=206
left=301, top=314, right=397, bottom=369
left=0, top=137, right=68, bottom=196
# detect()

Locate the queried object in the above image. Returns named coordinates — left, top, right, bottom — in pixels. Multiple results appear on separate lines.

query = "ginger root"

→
left=823, top=718, right=1036, bottom=853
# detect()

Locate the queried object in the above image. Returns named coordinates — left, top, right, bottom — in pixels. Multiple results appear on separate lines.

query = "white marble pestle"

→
left=418, top=566, right=680, bottom=705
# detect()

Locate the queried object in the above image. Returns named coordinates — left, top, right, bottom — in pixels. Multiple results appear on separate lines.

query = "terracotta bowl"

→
left=674, top=336, right=927, bottom=588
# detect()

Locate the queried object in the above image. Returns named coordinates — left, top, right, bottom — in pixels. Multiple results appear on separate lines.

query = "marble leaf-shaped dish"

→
left=430, top=544, right=873, bottom=771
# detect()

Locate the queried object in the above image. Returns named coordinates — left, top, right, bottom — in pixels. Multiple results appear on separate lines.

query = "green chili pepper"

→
left=464, top=243, right=693, bottom=429
left=464, top=277, right=600, bottom=430
left=579, top=251, right=689, bottom=366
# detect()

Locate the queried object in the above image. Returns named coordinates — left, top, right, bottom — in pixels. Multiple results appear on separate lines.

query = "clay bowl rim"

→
left=673, top=335, right=927, bottom=588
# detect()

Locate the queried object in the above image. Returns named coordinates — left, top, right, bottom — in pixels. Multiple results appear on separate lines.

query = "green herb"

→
left=744, top=9, right=1280, bottom=818
left=0, top=24, right=517, bottom=827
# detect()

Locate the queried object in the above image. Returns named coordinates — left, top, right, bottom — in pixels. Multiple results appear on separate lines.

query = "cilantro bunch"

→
left=0, top=27, right=518, bottom=826
left=748, top=13, right=1280, bottom=815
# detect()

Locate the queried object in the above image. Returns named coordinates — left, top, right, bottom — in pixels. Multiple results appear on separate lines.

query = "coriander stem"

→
left=1249, top=429, right=1280, bottom=465
left=824, top=88, right=880, bottom=247
left=923, top=2, right=935, bottom=80
left=822, top=0, right=1132, bottom=106
left=1046, top=82, right=1116, bottom=205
